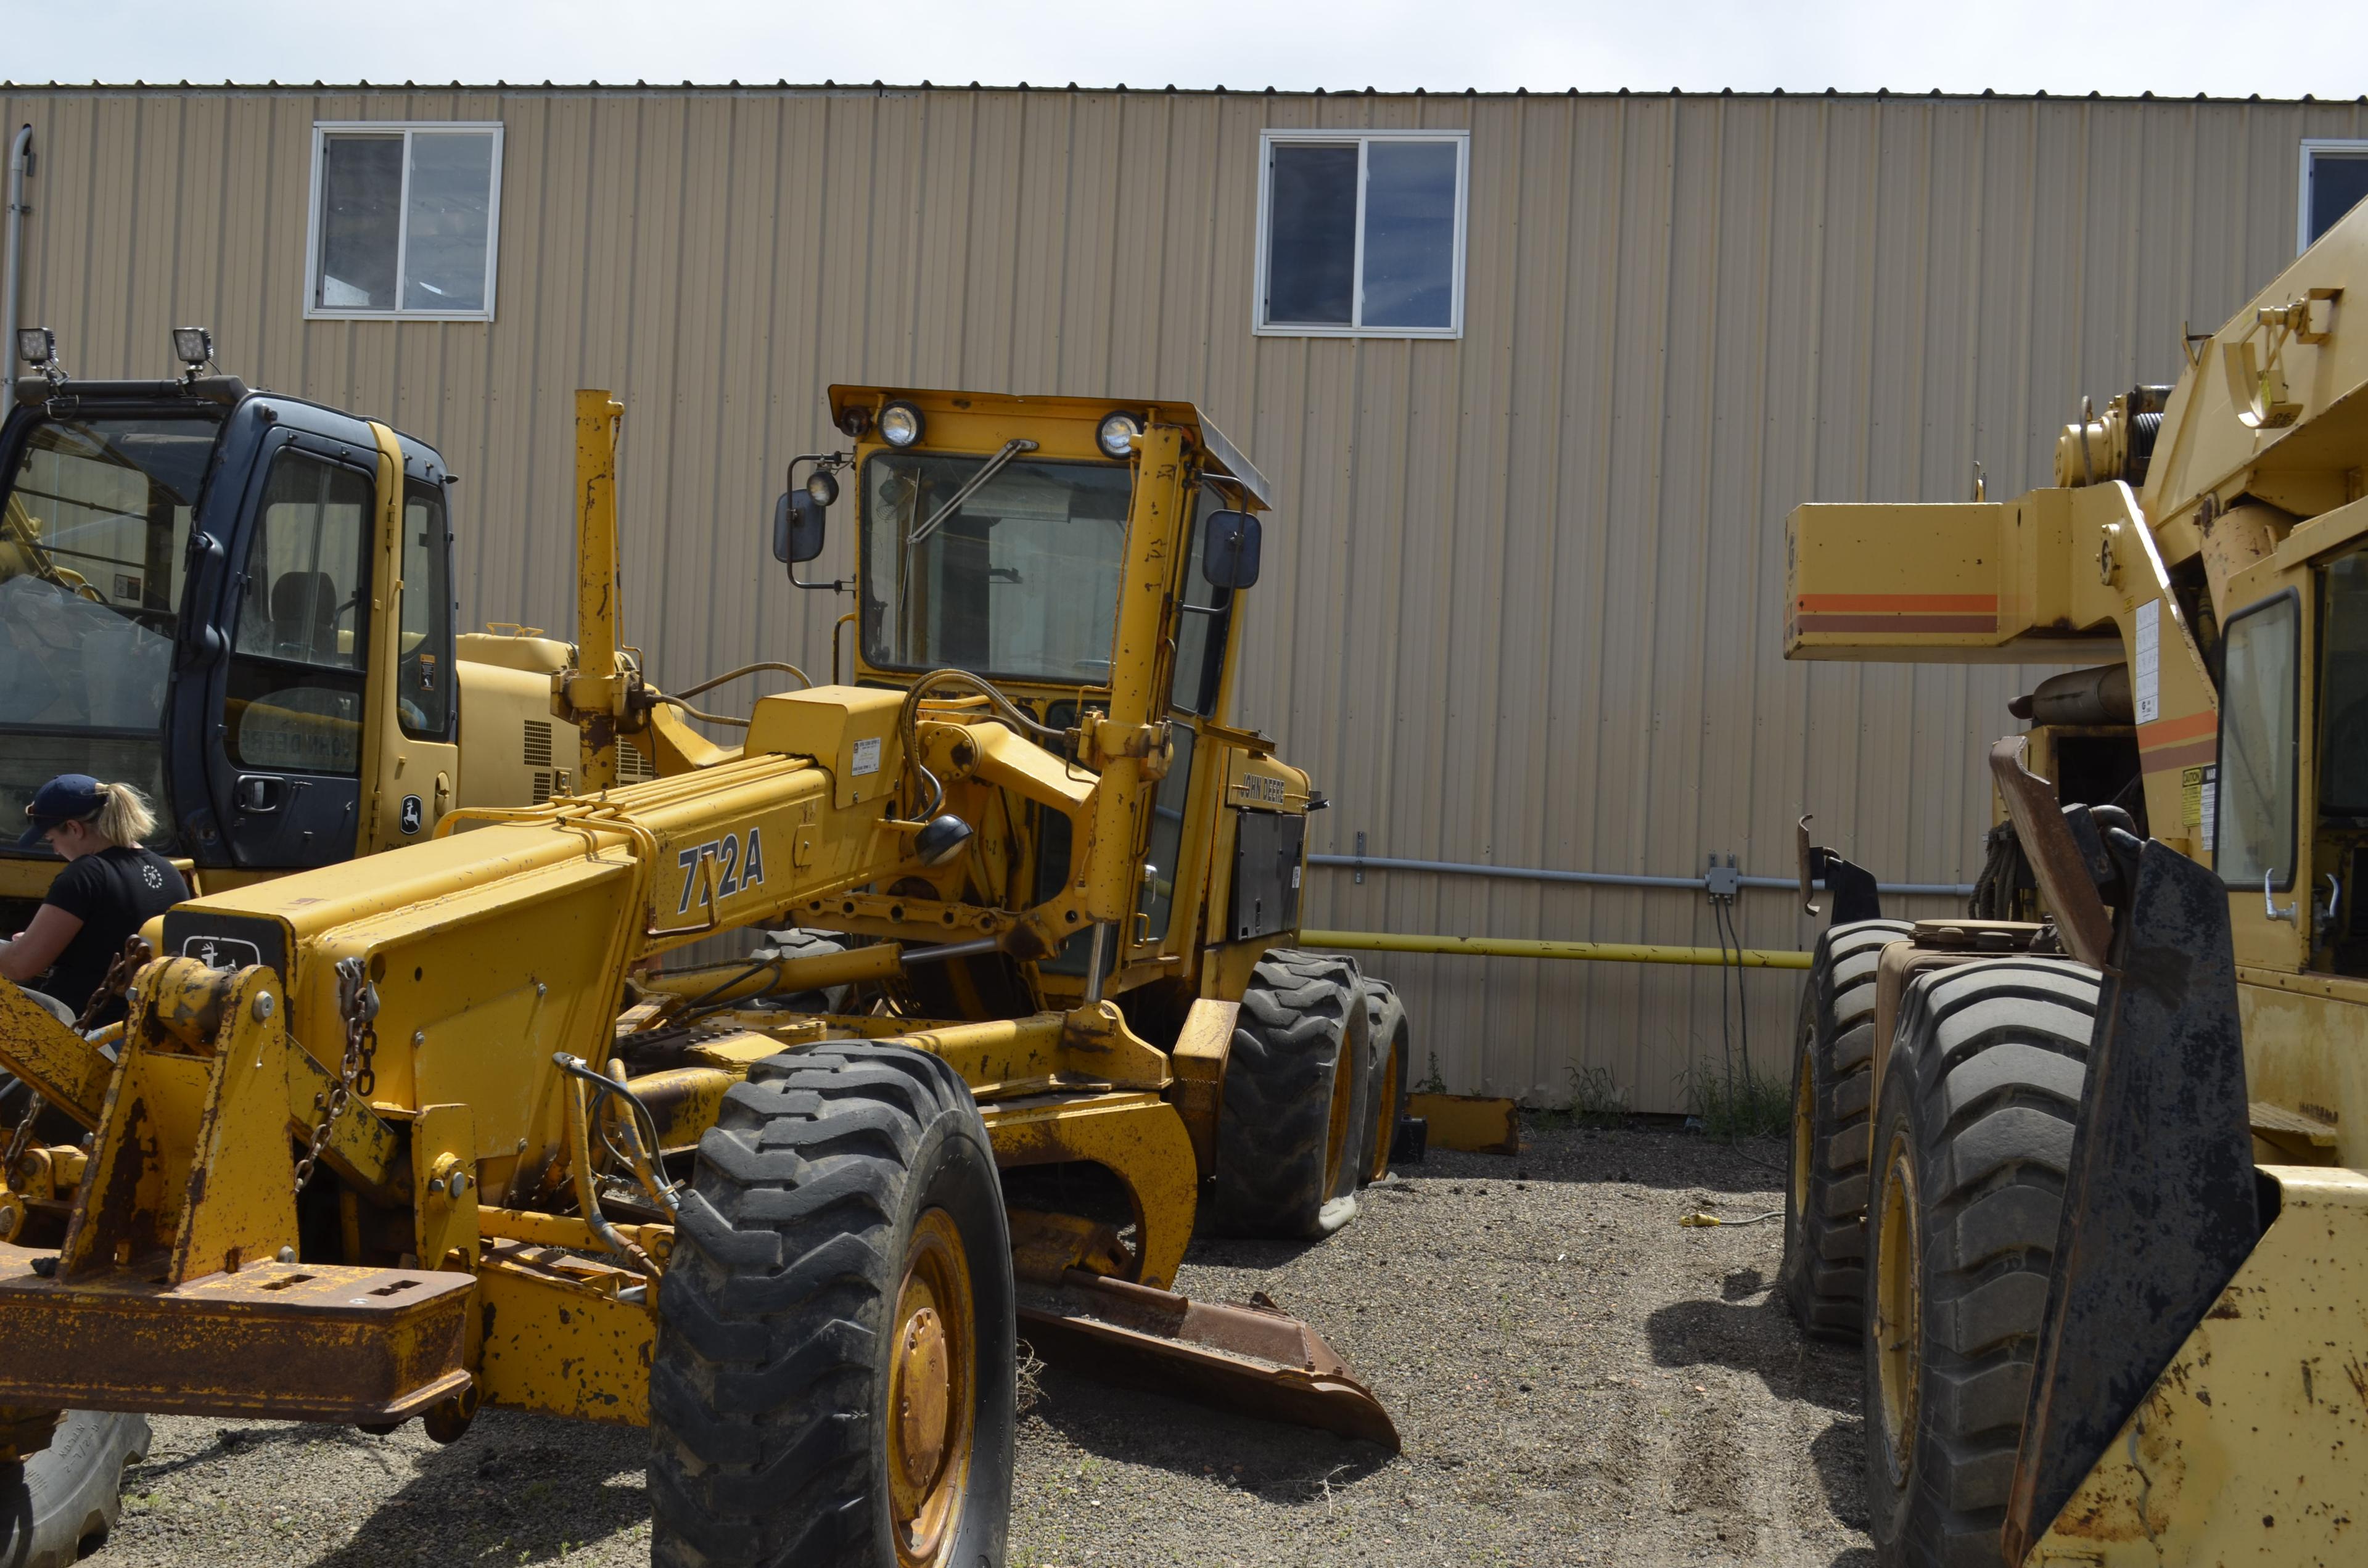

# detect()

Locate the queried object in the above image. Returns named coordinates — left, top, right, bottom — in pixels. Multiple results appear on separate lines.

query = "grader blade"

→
left=1016, top=1270, right=1400, bottom=1450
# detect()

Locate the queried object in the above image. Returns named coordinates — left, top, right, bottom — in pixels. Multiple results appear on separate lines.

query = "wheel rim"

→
left=1367, top=1036, right=1400, bottom=1182
left=887, top=1207, right=976, bottom=1567
left=1790, top=1041, right=1815, bottom=1221
left=1872, top=1131, right=1924, bottom=1487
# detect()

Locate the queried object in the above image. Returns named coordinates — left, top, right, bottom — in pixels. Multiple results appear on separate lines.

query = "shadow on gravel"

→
left=1021, top=1362, right=1394, bottom=1500
left=130, top=1421, right=376, bottom=1486
left=309, top=1412, right=649, bottom=1566
left=1811, top=1417, right=1869, bottom=1533
left=1416, top=1128, right=1794, bottom=1196
left=1641, top=1291, right=1857, bottom=1412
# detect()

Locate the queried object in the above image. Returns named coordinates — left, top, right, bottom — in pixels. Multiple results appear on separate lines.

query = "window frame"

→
left=2298, top=138, right=2368, bottom=255
left=304, top=120, right=505, bottom=322
left=1254, top=128, right=1470, bottom=340
left=2216, top=587, right=2303, bottom=891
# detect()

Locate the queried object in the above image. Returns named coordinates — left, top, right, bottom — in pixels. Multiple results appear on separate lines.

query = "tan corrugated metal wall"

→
left=6, top=84, right=2361, bottom=1108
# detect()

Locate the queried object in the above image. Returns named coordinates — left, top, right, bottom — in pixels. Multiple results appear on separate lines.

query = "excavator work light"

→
left=1096, top=411, right=1144, bottom=458
left=171, top=326, right=213, bottom=369
left=14, top=327, right=52, bottom=366
left=879, top=400, right=925, bottom=449
left=804, top=468, right=840, bottom=507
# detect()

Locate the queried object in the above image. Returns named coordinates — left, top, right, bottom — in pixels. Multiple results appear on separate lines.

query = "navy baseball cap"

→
left=18, top=774, right=105, bottom=849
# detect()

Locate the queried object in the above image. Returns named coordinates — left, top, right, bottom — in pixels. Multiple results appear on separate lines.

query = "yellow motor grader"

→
left=1782, top=195, right=2368, bottom=1564
left=0, top=380, right=1408, bottom=1567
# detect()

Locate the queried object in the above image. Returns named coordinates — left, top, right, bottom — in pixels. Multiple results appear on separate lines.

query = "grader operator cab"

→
left=0, top=326, right=606, bottom=934
left=1782, top=198, right=2368, bottom=1562
left=0, top=376, right=1407, bottom=1568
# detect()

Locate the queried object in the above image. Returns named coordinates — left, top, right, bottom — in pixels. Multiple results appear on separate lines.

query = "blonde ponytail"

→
left=89, top=782, right=157, bottom=849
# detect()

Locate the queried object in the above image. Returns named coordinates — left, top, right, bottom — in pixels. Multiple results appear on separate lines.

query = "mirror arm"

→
left=789, top=559, right=850, bottom=594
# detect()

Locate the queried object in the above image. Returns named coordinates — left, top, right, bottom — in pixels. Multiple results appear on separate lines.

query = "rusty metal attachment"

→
left=1016, top=1270, right=1399, bottom=1450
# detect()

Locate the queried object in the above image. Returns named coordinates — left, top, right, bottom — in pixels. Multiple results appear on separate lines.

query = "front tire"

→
left=1861, top=959, right=2096, bottom=1568
left=0, top=1409, right=149, bottom=1568
left=649, top=1043, right=1016, bottom=1568
left=1781, top=918, right=1913, bottom=1339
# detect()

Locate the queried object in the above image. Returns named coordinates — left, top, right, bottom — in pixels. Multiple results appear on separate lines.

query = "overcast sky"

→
left=13, top=1, right=2368, bottom=101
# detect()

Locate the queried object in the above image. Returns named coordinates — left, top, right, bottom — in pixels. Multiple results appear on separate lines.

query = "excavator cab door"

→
left=192, top=424, right=380, bottom=868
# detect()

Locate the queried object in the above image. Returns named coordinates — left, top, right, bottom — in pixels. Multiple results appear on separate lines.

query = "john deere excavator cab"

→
left=0, top=327, right=557, bottom=922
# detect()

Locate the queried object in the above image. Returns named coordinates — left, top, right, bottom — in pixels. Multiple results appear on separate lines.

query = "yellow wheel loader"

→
left=0, top=380, right=1406, bottom=1567
left=1781, top=194, right=2368, bottom=1565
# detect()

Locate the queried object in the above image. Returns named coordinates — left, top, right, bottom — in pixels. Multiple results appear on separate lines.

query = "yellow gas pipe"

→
left=1299, top=930, right=1812, bottom=970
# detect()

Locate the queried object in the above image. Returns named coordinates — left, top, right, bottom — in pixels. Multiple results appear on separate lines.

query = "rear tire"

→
left=0, top=1410, right=149, bottom=1568
left=649, top=1043, right=1016, bottom=1568
left=1781, top=918, right=1913, bottom=1339
left=1355, top=979, right=1408, bottom=1186
left=1861, top=959, right=2097, bottom=1568
left=1210, top=951, right=1370, bottom=1238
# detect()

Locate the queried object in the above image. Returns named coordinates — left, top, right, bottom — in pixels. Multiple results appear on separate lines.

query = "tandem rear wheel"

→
left=1781, top=918, right=1912, bottom=1339
left=1209, top=950, right=1376, bottom=1238
left=648, top=1042, right=1017, bottom=1568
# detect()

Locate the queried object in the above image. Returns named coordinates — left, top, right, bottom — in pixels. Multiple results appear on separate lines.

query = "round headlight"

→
left=879, top=401, right=925, bottom=449
left=805, top=469, right=841, bottom=507
left=1096, top=411, right=1145, bottom=459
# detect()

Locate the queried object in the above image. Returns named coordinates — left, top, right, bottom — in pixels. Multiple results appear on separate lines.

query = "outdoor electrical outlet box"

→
left=1705, top=858, right=1741, bottom=899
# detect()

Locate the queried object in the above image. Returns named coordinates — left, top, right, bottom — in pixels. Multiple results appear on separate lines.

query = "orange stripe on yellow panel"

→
left=1793, top=614, right=2000, bottom=634
left=2139, top=712, right=2218, bottom=748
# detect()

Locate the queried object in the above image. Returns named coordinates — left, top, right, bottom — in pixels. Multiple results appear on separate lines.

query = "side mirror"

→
left=1201, top=509, right=1262, bottom=590
left=773, top=491, right=826, bottom=565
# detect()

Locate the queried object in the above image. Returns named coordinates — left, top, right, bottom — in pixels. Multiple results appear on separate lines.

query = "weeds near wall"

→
left=1536, top=1062, right=1629, bottom=1130
left=1677, top=1055, right=1790, bottom=1140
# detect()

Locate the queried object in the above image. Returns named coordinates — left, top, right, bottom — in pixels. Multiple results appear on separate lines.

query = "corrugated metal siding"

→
left=5, top=84, right=2360, bottom=1109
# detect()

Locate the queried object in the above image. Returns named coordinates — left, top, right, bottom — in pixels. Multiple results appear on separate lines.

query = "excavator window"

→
left=2216, top=590, right=2300, bottom=889
left=397, top=480, right=454, bottom=740
left=858, top=452, right=1132, bottom=683
left=226, top=449, right=374, bottom=776
left=0, top=414, right=213, bottom=845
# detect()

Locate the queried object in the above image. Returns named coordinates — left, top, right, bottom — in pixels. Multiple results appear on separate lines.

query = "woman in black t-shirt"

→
left=1, top=774, right=188, bottom=1027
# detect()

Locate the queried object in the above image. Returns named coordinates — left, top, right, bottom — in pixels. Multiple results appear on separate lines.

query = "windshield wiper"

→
left=907, top=438, right=1039, bottom=546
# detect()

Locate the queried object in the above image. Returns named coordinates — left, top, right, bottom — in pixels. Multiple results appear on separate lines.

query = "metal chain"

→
left=293, top=956, right=378, bottom=1193
left=74, top=934, right=154, bottom=1034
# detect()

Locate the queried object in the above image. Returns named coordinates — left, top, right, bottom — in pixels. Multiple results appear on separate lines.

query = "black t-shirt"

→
left=39, top=847, right=188, bottom=1025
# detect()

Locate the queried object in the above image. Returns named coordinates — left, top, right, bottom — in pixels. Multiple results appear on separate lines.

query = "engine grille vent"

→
left=522, top=720, right=554, bottom=768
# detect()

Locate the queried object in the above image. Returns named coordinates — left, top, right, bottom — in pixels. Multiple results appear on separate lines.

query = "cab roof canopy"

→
left=826, top=384, right=1272, bottom=511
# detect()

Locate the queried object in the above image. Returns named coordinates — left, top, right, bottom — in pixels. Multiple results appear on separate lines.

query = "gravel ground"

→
left=97, top=1127, right=1871, bottom=1567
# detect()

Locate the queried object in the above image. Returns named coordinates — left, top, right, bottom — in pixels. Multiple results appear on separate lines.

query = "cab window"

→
left=2217, top=592, right=2299, bottom=887
left=1170, top=485, right=1238, bottom=718
left=228, top=449, right=373, bottom=775
left=398, top=480, right=454, bottom=739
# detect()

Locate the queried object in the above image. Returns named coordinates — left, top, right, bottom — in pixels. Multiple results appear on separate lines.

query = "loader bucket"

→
left=1017, top=1270, right=1400, bottom=1450
left=2002, top=837, right=2259, bottom=1564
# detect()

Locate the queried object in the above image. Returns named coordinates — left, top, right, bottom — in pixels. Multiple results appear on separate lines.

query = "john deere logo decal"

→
left=400, top=795, right=424, bottom=835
